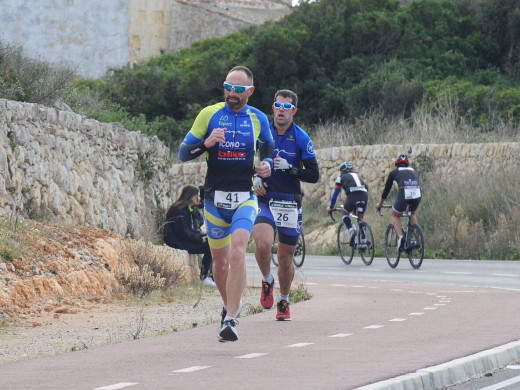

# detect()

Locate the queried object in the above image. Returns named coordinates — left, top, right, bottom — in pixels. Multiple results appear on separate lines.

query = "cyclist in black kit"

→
left=376, top=155, right=422, bottom=249
left=327, top=161, right=369, bottom=246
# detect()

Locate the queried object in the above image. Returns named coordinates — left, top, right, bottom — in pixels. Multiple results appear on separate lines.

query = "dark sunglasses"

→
left=273, top=102, right=296, bottom=110
left=223, top=82, right=253, bottom=93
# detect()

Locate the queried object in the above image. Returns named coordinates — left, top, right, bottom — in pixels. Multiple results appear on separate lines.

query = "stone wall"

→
left=2, top=98, right=519, bottom=238
left=0, top=99, right=180, bottom=237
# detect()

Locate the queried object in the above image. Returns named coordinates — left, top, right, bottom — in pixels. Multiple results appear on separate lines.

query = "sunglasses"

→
left=273, top=102, right=296, bottom=110
left=223, top=82, right=253, bottom=93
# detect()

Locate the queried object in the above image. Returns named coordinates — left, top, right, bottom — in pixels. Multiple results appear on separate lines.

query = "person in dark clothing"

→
left=164, top=185, right=216, bottom=287
left=376, top=154, right=422, bottom=249
left=327, top=161, right=369, bottom=246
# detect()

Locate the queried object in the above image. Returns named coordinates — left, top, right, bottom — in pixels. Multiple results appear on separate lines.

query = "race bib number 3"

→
left=214, top=191, right=250, bottom=209
left=404, top=186, right=421, bottom=200
left=269, top=200, right=298, bottom=228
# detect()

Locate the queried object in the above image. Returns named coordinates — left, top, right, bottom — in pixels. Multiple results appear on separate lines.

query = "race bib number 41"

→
left=404, top=186, right=421, bottom=200
left=214, top=191, right=250, bottom=209
left=269, top=199, right=298, bottom=228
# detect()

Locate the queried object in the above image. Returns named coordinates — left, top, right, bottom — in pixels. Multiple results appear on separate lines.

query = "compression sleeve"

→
left=178, top=139, right=207, bottom=161
left=292, top=157, right=319, bottom=183
left=330, top=186, right=341, bottom=209
left=381, top=169, right=397, bottom=200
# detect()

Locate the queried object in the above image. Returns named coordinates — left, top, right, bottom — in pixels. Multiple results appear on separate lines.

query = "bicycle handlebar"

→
left=377, top=204, right=392, bottom=216
left=328, top=207, right=344, bottom=222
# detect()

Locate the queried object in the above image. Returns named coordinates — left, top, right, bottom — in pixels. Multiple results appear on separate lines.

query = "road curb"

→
left=354, top=339, right=520, bottom=390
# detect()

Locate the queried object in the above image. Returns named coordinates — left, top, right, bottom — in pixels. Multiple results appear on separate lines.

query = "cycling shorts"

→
left=204, top=192, right=258, bottom=249
left=343, top=191, right=369, bottom=214
left=393, top=191, right=421, bottom=214
left=255, top=198, right=302, bottom=246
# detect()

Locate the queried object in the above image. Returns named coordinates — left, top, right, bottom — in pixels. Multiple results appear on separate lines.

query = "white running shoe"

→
left=201, top=276, right=216, bottom=287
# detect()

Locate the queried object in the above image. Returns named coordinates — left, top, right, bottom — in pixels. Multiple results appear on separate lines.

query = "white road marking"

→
left=94, top=384, right=138, bottom=390
left=329, top=333, right=353, bottom=338
left=508, top=365, right=520, bottom=369
left=445, top=271, right=472, bottom=275
left=170, top=366, right=211, bottom=374
left=305, top=282, right=318, bottom=285
left=364, top=325, right=384, bottom=329
left=287, top=343, right=314, bottom=348
left=478, top=375, right=520, bottom=389
left=434, top=303, right=446, bottom=306
left=331, top=284, right=347, bottom=287
left=391, top=289, right=404, bottom=292
left=235, top=353, right=268, bottom=359
left=409, top=312, right=424, bottom=316
left=492, top=273, right=519, bottom=277
left=389, top=318, right=406, bottom=322
left=423, top=307, right=437, bottom=310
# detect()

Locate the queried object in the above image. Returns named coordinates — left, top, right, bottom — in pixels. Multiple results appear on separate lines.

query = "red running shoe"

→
left=276, top=299, right=291, bottom=321
left=261, top=279, right=275, bottom=309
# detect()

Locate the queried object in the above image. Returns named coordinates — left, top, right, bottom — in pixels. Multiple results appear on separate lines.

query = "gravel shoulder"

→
left=0, top=284, right=261, bottom=365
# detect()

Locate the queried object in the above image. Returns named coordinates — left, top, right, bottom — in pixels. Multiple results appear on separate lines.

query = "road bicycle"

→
left=271, top=229, right=306, bottom=268
left=378, top=205, right=424, bottom=269
left=329, top=202, right=374, bottom=266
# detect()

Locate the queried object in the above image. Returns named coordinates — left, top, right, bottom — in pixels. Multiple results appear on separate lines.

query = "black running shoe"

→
left=218, top=319, right=238, bottom=342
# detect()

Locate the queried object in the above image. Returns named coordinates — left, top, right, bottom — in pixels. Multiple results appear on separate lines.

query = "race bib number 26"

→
left=269, top=199, right=298, bottom=228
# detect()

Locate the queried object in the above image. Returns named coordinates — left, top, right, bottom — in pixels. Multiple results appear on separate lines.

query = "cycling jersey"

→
left=381, top=167, right=422, bottom=213
left=329, top=171, right=369, bottom=212
left=263, top=122, right=318, bottom=197
left=178, top=102, right=274, bottom=193
left=381, top=167, right=421, bottom=200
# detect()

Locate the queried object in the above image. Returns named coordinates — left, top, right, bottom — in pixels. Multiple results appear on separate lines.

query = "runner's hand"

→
left=274, top=156, right=291, bottom=171
left=253, top=175, right=264, bottom=191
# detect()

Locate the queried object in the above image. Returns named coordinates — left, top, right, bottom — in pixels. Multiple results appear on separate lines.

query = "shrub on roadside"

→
left=115, top=237, right=188, bottom=298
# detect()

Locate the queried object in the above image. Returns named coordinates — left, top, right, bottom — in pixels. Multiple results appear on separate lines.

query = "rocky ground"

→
left=0, top=218, right=262, bottom=365
left=0, top=284, right=261, bottom=365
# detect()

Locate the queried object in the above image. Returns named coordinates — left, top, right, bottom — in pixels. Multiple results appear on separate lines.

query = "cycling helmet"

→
left=395, top=154, right=409, bottom=167
left=339, top=161, right=354, bottom=172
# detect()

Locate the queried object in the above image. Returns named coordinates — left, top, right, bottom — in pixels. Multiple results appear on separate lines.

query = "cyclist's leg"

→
left=342, top=197, right=356, bottom=229
left=409, top=197, right=421, bottom=225
left=392, top=192, right=407, bottom=236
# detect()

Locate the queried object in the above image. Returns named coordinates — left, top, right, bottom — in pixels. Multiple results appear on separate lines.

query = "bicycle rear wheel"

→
left=385, top=224, right=400, bottom=268
left=359, top=222, right=374, bottom=266
left=293, top=232, right=305, bottom=268
left=407, top=224, right=424, bottom=269
left=337, top=223, right=353, bottom=265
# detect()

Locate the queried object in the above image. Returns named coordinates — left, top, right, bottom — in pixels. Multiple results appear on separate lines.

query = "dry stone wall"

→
left=1, top=98, right=519, bottom=238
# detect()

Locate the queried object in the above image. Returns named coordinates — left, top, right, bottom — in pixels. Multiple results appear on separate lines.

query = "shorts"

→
left=343, top=191, right=369, bottom=214
left=204, top=192, right=258, bottom=249
left=255, top=197, right=302, bottom=246
left=393, top=190, right=421, bottom=214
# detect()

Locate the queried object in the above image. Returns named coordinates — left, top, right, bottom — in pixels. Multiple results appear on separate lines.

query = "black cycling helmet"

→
left=395, top=154, right=409, bottom=167
left=339, top=161, right=354, bottom=172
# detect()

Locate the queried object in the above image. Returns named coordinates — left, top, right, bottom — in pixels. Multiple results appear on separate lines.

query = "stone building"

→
left=0, top=0, right=293, bottom=79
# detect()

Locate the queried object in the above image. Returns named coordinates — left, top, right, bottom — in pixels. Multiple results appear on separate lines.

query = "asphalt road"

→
left=0, top=255, right=518, bottom=390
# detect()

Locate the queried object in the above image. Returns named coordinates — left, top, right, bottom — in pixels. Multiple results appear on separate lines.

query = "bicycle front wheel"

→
left=359, top=222, right=374, bottom=266
left=337, top=223, right=353, bottom=265
left=407, top=224, right=424, bottom=269
left=385, top=224, right=400, bottom=268
left=293, top=232, right=305, bottom=268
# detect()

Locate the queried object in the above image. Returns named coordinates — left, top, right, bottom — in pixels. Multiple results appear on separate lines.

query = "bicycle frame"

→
left=378, top=205, right=424, bottom=269
left=329, top=204, right=374, bottom=266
